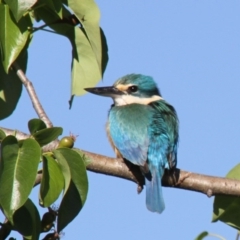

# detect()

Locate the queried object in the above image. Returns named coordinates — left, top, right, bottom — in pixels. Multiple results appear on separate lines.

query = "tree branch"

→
left=1, top=127, right=240, bottom=198
left=12, top=62, right=53, bottom=128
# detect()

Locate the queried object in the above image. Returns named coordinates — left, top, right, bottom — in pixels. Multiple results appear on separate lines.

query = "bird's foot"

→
left=123, top=158, right=145, bottom=194
left=137, top=184, right=143, bottom=194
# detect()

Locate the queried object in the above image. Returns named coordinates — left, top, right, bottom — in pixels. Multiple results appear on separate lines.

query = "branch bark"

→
left=12, top=62, right=53, bottom=128
left=1, top=127, right=240, bottom=198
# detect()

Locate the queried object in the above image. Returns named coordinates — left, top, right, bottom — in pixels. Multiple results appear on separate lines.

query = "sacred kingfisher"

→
left=85, top=74, right=179, bottom=213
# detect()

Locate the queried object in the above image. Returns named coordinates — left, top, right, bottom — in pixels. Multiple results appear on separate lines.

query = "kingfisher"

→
left=85, top=74, right=179, bottom=213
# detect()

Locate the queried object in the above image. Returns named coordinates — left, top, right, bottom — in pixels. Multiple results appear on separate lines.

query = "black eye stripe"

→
left=128, top=85, right=138, bottom=92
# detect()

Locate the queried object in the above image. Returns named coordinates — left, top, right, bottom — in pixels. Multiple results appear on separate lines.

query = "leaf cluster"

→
left=0, top=0, right=108, bottom=120
left=195, top=164, right=240, bottom=240
left=0, top=119, right=88, bottom=239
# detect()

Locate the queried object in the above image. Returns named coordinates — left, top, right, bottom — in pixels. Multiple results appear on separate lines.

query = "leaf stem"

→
left=208, top=233, right=226, bottom=240
left=31, top=23, right=49, bottom=33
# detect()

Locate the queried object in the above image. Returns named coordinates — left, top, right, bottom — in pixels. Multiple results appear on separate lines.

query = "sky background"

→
left=2, top=1, right=240, bottom=239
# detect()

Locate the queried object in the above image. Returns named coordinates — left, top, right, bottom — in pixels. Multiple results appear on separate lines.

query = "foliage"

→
left=213, top=164, right=240, bottom=230
left=0, top=0, right=104, bottom=237
left=195, top=231, right=226, bottom=240
left=0, top=119, right=88, bottom=239
left=0, top=0, right=108, bottom=120
left=195, top=164, right=240, bottom=239
left=195, top=231, right=209, bottom=240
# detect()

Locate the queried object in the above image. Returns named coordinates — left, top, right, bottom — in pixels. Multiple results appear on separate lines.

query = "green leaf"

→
left=46, top=0, right=63, bottom=18
left=33, top=0, right=63, bottom=19
left=195, top=232, right=225, bottom=240
left=0, top=51, right=27, bottom=120
left=53, top=148, right=88, bottom=231
left=39, top=155, right=64, bottom=207
left=0, top=4, right=32, bottom=72
left=213, top=163, right=240, bottom=230
left=99, top=27, right=108, bottom=75
left=28, top=118, right=47, bottom=134
left=0, top=222, right=12, bottom=240
left=0, top=129, right=6, bottom=141
left=0, top=136, right=41, bottom=222
left=70, top=27, right=101, bottom=96
left=34, top=5, right=102, bottom=98
left=65, top=0, right=103, bottom=72
left=53, top=149, right=71, bottom=196
left=33, top=5, right=69, bottom=33
left=32, top=127, right=63, bottom=146
left=57, top=180, right=83, bottom=232
left=13, top=199, right=41, bottom=240
left=5, top=0, right=38, bottom=22
left=195, top=231, right=209, bottom=240
left=54, top=148, right=88, bottom=204
left=73, top=149, right=91, bottom=166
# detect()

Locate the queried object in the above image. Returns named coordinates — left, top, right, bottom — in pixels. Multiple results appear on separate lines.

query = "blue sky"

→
left=2, top=1, right=240, bottom=239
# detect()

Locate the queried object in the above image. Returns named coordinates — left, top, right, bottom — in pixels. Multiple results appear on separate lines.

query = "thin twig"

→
left=31, top=23, right=49, bottom=32
left=31, top=14, right=81, bottom=34
left=12, top=62, right=53, bottom=128
left=32, top=28, right=57, bottom=34
left=2, top=127, right=240, bottom=197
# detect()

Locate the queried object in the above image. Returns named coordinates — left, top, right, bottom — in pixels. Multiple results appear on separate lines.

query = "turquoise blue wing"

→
left=148, top=100, right=179, bottom=170
left=108, top=104, right=151, bottom=166
left=145, top=100, right=179, bottom=213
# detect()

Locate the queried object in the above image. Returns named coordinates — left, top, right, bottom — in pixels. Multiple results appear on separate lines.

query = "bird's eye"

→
left=128, top=85, right=138, bottom=92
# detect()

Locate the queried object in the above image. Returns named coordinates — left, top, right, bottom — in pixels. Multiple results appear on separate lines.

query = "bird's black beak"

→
left=84, top=86, right=123, bottom=97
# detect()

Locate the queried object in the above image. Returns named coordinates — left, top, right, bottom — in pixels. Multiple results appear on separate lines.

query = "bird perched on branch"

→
left=85, top=74, right=179, bottom=213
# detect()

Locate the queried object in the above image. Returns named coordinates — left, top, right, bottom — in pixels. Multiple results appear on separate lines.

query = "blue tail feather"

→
left=145, top=169, right=165, bottom=213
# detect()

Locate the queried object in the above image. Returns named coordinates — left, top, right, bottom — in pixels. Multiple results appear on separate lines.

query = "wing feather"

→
left=148, top=100, right=179, bottom=170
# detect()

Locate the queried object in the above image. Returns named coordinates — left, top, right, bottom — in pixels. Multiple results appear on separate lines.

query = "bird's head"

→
left=85, top=74, right=162, bottom=106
